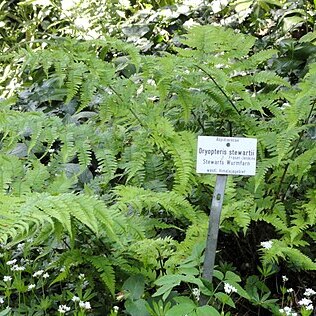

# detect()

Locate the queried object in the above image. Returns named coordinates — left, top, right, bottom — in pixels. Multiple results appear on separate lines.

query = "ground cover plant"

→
left=1, top=1, right=316, bottom=315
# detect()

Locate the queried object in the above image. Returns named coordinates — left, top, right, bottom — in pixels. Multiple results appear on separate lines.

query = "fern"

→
left=114, top=185, right=196, bottom=222
left=0, top=193, right=120, bottom=243
left=261, top=240, right=316, bottom=270
left=89, top=256, right=116, bottom=297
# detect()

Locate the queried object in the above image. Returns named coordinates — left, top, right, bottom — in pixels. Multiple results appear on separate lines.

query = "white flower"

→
left=78, top=273, right=85, bottom=280
left=287, top=288, right=294, bottom=293
left=58, top=305, right=70, bottom=313
left=192, top=287, right=200, bottom=301
left=33, top=270, right=44, bottom=277
left=72, top=296, right=80, bottom=302
left=147, top=79, right=156, bottom=86
left=118, top=0, right=130, bottom=9
left=28, top=284, right=36, bottom=290
left=211, top=0, right=229, bottom=13
left=3, top=276, right=12, bottom=282
left=0, top=297, right=4, bottom=304
left=11, top=265, right=25, bottom=271
left=282, top=275, right=288, bottom=282
left=304, top=288, right=316, bottom=296
left=280, top=306, right=297, bottom=315
left=43, top=273, right=49, bottom=279
left=284, top=306, right=292, bottom=313
left=6, top=259, right=17, bottom=266
left=306, top=304, right=313, bottom=310
left=260, top=240, right=273, bottom=249
left=113, top=306, right=119, bottom=312
left=298, top=298, right=312, bottom=306
left=183, top=18, right=200, bottom=29
left=61, top=0, right=79, bottom=11
left=79, top=301, right=91, bottom=310
left=17, top=243, right=24, bottom=251
left=136, top=85, right=144, bottom=96
left=74, top=17, right=90, bottom=29
left=224, top=283, right=237, bottom=294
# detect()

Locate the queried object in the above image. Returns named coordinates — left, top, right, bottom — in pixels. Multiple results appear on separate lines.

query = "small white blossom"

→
left=3, top=276, right=12, bottom=282
left=17, top=243, right=24, bottom=251
left=282, top=275, right=288, bottom=282
left=260, top=240, right=273, bottom=249
left=74, top=17, right=90, bottom=29
left=33, top=270, right=44, bottom=277
left=304, top=288, right=316, bottom=297
left=61, top=0, right=80, bottom=11
left=118, top=0, right=130, bottom=9
left=147, top=79, right=156, bottom=86
left=0, top=297, right=4, bottom=304
left=211, top=0, right=229, bottom=13
left=306, top=304, right=313, bottom=310
left=11, top=265, right=25, bottom=271
left=280, top=306, right=297, bottom=315
left=72, top=296, right=80, bottom=302
left=113, top=306, right=119, bottom=312
left=28, top=284, right=36, bottom=290
left=43, top=273, right=49, bottom=279
left=79, top=301, right=91, bottom=310
left=192, top=287, right=200, bottom=301
left=224, top=283, right=237, bottom=294
left=136, top=85, right=144, bottom=96
left=58, top=305, right=70, bottom=313
left=78, top=273, right=85, bottom=280
left=287, top=288, right=294, bottom=293
left=298, top=298, right=312, bottom=306
left=183, top=18, right=200, bottom=29
left=6, top=259, right=17, bottom=266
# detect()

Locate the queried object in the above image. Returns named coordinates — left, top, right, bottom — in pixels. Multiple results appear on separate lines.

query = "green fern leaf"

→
left=89, top=256, right=115, bottom=297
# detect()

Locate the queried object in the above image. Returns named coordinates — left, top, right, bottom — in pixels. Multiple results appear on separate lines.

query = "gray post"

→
left=200, top=174, right=227, bottom=305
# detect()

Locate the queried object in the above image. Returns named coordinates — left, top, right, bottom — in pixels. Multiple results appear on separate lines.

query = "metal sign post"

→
left=202, top=174, right=227, bottom=281
left=196, top=136, right=257, bottom=306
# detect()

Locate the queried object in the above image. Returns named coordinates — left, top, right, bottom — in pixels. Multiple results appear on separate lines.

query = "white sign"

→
left=196, top=136, right=257, bottom=176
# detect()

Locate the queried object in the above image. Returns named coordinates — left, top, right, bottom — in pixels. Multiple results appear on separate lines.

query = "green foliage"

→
left=2, top=20, right=316, bottom=315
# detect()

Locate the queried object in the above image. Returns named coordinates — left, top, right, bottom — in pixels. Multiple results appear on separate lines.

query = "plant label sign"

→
left=196, top=136, right=257, bottom=176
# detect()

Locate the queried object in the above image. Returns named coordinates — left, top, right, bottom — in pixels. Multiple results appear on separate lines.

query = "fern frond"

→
left=254, top=157, right=278, bottom=192
left=261, top=240, right=316, bottom=270
left=247, top=71, right=290, bottom=87
left=65, top=62, right=86, bottom=104
left=89, top=256, right=115, bottom=297
left=115, top=186, right=196, bottom=222
left=95, top=148, right=117, bottom=185
left=180, top=25, right=255, bottom=60
left=76, top=138, right=92, bottom=171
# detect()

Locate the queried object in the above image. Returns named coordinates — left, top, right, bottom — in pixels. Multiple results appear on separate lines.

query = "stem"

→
left=108, top=85, right=146, bottom=128
left=195, top=65, right=241, bottom=116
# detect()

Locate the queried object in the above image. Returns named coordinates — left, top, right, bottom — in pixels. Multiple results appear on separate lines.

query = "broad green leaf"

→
left=214, top=292, right=235, bottom=308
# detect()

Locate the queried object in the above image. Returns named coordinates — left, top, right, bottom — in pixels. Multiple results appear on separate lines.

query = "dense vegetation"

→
left=1, top=0, right=316, bottom=315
